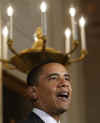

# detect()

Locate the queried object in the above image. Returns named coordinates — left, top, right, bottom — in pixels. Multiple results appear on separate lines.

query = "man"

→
left=24, top=61, right=72, bottom=123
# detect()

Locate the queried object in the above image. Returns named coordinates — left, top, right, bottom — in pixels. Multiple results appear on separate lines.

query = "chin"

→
left=54, top=107, right=68, bottom=116
left=59, top=109, right=67, bottom=114
left=57, top=103, right=71, bottom=114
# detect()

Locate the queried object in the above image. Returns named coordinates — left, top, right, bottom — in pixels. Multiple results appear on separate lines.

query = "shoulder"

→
left=17, top=112, right=44, bottom=123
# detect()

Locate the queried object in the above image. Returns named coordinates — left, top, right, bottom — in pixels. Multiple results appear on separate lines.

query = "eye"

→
left=48, top=75, right=58, bottom=81
left=64, top=75, right=70, bottom=81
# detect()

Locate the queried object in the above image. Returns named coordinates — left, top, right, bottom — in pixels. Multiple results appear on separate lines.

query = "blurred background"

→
left=0, top=0, right=100, bottom=123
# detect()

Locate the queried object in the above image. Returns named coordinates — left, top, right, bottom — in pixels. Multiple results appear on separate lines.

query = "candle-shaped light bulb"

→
left=79, top=16, right=86, bottom=50
left=65, top=28, right=71, bottom=53
left=40, top=1, right=47, bottom=13
left=7, top=6, right=14, bottom=16
left=7, top=6, right=14, bottom=40
left=40, top=1, right=47, bottom=36
left=2, top=26, right=8, bottom=59
left=69, top=7, right=77, bottom=40
left=79, top=17, right=86, bottom=27
left=2, top=26, right=8, bottom=37
left=65, top=28, right=71, bottom=38
left=69, top=7, right=76, bottom=17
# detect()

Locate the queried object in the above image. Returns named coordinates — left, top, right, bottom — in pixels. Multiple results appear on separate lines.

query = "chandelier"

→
left=0, top=1, right=88, bottom=74
left=0, top=2, right=88, bottom=123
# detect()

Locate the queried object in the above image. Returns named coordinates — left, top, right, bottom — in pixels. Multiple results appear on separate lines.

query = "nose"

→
left=58, top=77, right=71, bottom=88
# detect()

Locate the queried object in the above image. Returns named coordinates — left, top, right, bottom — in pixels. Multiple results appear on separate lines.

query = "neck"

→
left=50, top=114, right=60, bottom=121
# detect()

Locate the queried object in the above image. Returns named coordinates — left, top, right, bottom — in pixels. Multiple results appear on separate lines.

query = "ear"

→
left=25, top=86, right=38, bottom=101
left=31, top=86, right=38, bottom=101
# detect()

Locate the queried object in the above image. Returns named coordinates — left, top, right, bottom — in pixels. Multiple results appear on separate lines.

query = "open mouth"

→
left=56, top=92, right=69, bottom=101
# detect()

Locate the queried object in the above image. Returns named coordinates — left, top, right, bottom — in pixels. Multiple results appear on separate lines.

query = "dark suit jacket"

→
left=18, top=112, right=45, bottom=123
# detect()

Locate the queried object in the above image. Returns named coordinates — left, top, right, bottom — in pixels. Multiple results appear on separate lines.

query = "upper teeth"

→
left=57, top=92, right=69, bottom=98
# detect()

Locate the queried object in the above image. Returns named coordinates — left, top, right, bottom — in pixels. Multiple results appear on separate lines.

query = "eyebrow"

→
left=47, top=72, right=70, bottom=78
left=64, top=73, right=70, bottom=77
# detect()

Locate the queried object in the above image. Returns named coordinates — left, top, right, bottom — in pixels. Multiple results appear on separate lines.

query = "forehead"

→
left=41, top=63, right=69, bottom=73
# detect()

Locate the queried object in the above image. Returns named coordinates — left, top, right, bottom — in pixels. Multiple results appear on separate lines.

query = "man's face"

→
left=35, top=63, right=72, bottom=117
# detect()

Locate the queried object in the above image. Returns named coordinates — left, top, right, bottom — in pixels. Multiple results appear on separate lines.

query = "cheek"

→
left=37, top=83, right=57, bottom=101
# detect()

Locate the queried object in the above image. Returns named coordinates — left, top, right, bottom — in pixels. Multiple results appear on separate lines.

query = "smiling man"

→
left=23, top=61, right=72, bottom=123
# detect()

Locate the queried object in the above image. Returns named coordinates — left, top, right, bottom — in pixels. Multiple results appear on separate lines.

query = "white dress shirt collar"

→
left=33, top=108, right=60, bottom=123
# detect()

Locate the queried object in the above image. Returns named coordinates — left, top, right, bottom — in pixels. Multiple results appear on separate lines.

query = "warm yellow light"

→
left=40, top=1, right=47, bottom=13
left=34, top=34, right=38, bottom=42
left=79, top=17, right=86, bottom=27
left=2, top=26, right=8, bottom=37
left=65, top=28, right=71, bottom=38
left=7, top=6, right=14, bottom=16
left=69, top=7, right=76, bottom=17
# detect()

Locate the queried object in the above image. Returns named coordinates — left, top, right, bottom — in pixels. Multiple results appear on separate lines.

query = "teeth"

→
left=57, top=92, right=69, bottom=98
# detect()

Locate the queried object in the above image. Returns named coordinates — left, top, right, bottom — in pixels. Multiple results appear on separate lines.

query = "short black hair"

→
left=27, top=60, right=63, bottom=86
left=27, top=63, right=44, bottom=86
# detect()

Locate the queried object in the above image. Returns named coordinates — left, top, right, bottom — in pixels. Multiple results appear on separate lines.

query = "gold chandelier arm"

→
left=0, top=58, right=16, bottom=69
left=69, top=50, right=88, bottom=63
left=42, top=36, right=47, bottom=52
left=0, top=58, right=10, bottom=64
left=67, top=40, right=79, bottom=55
left=7, top=39, right=19, bottom=56
left=3, top=63, right=16, bottom=69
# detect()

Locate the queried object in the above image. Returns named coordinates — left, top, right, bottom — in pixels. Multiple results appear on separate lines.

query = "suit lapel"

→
left=28, top=112, right=45, bottom=123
